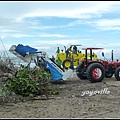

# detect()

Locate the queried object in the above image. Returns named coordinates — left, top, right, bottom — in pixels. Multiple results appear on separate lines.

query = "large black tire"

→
left=62, top=59, right=71, bottom=69
left=86, top=63, right=105, bottom=83
left=76, top=73, right=87, bottom=80
left=115, top=67, right=120, bottom=81
left=105, top=72, right=113, bottom=78
left=76, top=63, right=87, bottom=80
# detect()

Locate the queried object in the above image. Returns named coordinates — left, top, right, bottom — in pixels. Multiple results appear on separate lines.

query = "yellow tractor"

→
left=55, top=45, right=99, bottom=69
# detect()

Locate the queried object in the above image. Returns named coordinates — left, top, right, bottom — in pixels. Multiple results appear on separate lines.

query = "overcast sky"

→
left=0, top=1, right=120, bottom=61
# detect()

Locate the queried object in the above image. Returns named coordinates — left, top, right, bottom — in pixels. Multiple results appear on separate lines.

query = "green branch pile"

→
left=4, top=65, right=59, bottom=98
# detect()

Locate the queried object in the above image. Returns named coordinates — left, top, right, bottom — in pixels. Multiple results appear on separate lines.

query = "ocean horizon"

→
left=0, top=56, right=37, bottom=68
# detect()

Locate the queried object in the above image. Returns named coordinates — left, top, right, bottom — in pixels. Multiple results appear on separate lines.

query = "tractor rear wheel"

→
left=115, top=67, right=120, bottom=81
left=77, top=73, right=87, bottom=80
left=86, top=63, right=105, bottom=83
left=76, top=63, right=87, bottom=80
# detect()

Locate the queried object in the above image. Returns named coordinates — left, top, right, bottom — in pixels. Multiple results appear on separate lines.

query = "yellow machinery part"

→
left=55, top=50, right=98, bottom=67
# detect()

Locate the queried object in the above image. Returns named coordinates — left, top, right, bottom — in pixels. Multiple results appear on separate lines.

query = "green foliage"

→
left=5, top=66, right=59, bottom=98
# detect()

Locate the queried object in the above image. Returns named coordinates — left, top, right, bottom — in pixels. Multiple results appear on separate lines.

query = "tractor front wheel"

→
left=115, top=67, right=120, bottom=81
left=86, top=63, right=105, bottom=83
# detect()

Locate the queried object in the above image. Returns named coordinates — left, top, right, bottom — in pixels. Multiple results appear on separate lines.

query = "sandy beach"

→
left=0, top=74, right=120, bottom=118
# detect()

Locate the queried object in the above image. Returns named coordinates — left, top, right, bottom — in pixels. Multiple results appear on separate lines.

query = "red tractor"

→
left=76, top=48, right=120, bottom=83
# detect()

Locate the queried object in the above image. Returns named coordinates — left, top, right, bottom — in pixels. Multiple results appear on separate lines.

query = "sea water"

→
left=1, top=56, right=36, bottom=68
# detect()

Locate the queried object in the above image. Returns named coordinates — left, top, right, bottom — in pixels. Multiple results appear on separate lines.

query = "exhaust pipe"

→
left=112, top=50, right=113, bottom=61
